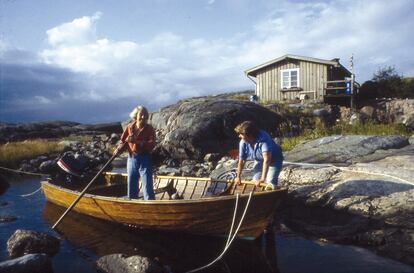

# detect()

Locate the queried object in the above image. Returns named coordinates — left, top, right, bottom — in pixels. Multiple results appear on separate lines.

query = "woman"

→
left=234, top=121, right=283, bottom=187
left=114, top=106, right=156, bottom=200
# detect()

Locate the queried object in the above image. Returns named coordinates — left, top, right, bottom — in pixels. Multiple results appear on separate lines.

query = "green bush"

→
left=359, top=66, right=414, bottom=99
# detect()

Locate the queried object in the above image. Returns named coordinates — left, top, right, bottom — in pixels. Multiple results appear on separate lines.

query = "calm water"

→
left=1, top=175, right=413, bottom=273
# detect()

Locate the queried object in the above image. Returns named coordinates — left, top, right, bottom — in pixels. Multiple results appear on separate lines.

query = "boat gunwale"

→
left=41, top=177, right=287, bottom=205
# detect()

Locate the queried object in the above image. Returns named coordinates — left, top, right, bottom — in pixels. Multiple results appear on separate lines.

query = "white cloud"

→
left=240, top=0, right=414, bottom=80
left=46, top=12, right=102, bottom=47
left=41, top=38, right=138, bottom=74
left=41, top=12, right=140, bottom=74
left=35, top=2, right=414, bottom=81
left=20, top=0, right=412, bottom=121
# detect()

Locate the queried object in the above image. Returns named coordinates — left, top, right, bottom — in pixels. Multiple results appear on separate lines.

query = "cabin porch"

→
left=323, top=79, right=359, bottom=108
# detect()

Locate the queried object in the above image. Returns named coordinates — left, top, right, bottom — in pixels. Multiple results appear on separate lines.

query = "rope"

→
left=20, top=186, right=43, bottom=197
left=0, top=166, right=48, bottom=197
left=337, top=168, right=413, bottom=185
left=264, top=183, right=275, bottom=191
left=185, top=191, right=254, bottom=273
left=0, top=166, right=49, bottom=177
left=284, top=161, right=335, bottom=168
left=284, top=161, right=413, bottom=185
left=226, top=193, right=239, bottom=247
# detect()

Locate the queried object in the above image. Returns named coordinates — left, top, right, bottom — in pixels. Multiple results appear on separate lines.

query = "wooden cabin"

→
left=245, top=54, right=358, bottom=106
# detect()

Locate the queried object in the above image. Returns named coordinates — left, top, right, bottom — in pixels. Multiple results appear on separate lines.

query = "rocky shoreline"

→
left=279, top=135, right=414, bottom=265
left=0, top=121, right=123, bottom=143
left=1, top=95, right=414, bottom=272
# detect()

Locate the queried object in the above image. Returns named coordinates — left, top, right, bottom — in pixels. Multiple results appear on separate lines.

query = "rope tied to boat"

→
left=185, top=191, right=254, bottom=273
left=284, top=161, right=414, bottom=185
left=20, top=186, right=43, bottom=197
left=0, top=166, right=50, bottom=177
left=0, top=166, right=48, bottom=197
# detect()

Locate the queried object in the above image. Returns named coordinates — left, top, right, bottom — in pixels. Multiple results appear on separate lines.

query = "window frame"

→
left=280, top=68, right=300, bottom=89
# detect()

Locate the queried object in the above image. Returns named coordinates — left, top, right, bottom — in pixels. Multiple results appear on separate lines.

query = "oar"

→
left=52, top=142, right=126, bottom=230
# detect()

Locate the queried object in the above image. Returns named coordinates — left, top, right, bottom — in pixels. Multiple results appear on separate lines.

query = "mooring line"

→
left=226, top=193, right=240, bottom=247
left=185, top=191, right=253, bottom=273
left=0, top=166, right=49, bottom=177
left=20, top=186, right=43, bottom=197
left=0, top=166, right=48, bottom=197
left=284, top=161, right=413, bottom=185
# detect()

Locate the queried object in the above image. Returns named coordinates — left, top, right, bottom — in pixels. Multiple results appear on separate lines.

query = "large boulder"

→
left=7, top=229, right=60, bottom=258
left=386, top=99, right=414, bottom=129
left=353, top=99, right=414, bottom=127
left=279, top=150, right=414, bottom=265
left=0, top=253, right=53, bottom=273
left=278, top=137, right=414, bottom=265
left=284, top=135, right=409, bottom=165
left=150, top=97, right=282, bottom=160
left=96, top=254, right=168, bottom=273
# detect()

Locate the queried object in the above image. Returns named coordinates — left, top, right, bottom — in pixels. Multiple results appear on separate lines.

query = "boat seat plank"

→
left=189, top=181, right=198, bottom=199
left=200, top=181, right=208, bottom=197
left=241, top=184, right=247, bottom=194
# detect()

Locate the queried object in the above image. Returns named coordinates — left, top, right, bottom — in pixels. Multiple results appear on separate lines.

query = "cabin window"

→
left=281, top=68, right=300, bottom=89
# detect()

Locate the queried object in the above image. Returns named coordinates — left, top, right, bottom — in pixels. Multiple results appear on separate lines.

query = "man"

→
left=234, top=121, right=283, bottom=187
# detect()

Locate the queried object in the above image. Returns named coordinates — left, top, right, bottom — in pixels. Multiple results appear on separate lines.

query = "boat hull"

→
left=41, top=178, right=286, bottom=239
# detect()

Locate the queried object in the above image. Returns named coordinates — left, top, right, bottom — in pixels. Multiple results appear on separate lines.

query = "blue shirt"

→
left=239, top=130, right=284, bottom=167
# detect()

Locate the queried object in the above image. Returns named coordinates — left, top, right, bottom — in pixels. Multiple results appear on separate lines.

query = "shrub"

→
left=359, top=66, right=414, bottom=99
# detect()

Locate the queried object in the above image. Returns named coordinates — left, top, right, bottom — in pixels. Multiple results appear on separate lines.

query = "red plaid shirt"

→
left=120, top=122, right=156, bottom=155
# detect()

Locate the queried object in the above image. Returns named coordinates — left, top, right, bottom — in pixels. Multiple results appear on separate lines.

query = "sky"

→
left=1, top=0, right=413, bottom=123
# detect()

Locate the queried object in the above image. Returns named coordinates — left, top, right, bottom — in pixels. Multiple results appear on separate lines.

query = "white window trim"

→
left=280, top=68, right=300, bottom=89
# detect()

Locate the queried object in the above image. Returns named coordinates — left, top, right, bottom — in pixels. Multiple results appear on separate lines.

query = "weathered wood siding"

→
left=255, top=60, right=328, bottom=102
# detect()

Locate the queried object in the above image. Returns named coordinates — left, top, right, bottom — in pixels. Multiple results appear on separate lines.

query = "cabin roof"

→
left=245, top=54, right=351, bottom=77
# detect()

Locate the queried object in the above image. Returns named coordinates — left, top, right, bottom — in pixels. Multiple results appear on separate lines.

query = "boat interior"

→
left=49, top=172, right=277, bottom=200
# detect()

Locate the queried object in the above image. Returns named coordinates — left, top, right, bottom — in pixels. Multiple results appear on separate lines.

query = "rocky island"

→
left=1, top=92, right=413, bottom=272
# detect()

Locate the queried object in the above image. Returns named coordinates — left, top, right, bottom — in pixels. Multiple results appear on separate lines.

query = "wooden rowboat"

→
left=41, top=172, right=287, bottom=239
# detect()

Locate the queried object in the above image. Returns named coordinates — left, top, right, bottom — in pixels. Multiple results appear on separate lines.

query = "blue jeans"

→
left=127, top=154, right=155, bottom=200
left=252, top=161, right=282, bottom=186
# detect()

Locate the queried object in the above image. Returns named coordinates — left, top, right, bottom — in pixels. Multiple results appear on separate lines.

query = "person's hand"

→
left=254, top=179, right=265, bottom=186
left=113, top=143, right=125, bottom=155
left=234, top=177, right=241, bottom=185
left=126, top=135, right=134, bottom=142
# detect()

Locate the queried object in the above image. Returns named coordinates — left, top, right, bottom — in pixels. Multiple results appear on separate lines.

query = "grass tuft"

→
left=0, top=139, right=64, bottom=168
left=281, top=121, right=410, bottom=151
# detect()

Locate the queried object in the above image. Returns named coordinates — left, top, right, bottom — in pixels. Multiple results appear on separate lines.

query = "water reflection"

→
left=43, top=202, right=279, bottom=273
left=261, top=231, right=280, bottom=273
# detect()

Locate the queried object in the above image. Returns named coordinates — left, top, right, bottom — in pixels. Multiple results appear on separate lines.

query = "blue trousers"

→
left=252, top=161, right=282, bottom=186
left=127, top=154, right=155, bottom=200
